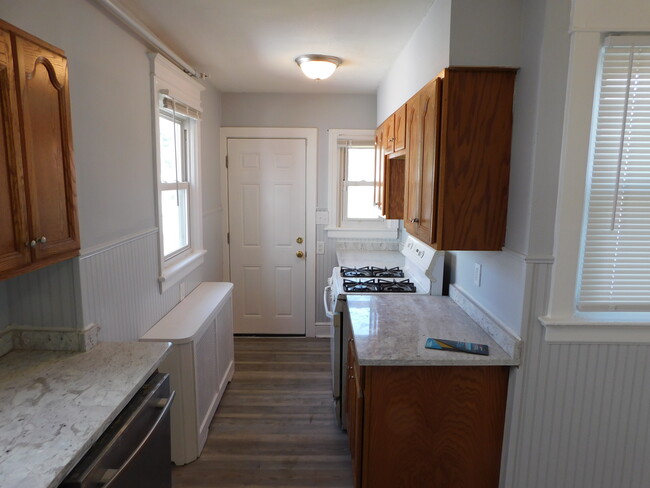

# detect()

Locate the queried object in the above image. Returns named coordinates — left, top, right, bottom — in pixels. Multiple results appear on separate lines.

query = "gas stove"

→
left=340, top=266, right=405, bottom=279
left=324, top=236, right=445, bottom=429
left=342, top=277, right=417, bottom=293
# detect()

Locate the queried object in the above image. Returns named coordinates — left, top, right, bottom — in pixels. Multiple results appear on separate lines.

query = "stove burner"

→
left=340, top=266, right=405, bottom=278
left=342, top=278, right=416, bottom=293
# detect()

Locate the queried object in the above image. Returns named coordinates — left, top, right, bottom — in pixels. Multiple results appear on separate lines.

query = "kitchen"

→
left=1, top=1, right=650, bottom=488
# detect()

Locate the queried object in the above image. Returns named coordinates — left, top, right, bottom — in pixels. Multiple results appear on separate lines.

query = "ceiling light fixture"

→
left=295, top=54, right=342, bottom=80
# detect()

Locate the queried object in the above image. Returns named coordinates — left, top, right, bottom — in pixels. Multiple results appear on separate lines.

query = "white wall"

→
left=221, top=92, right=377, bottom=324
left=376, top=0, right=451, bottom=123
left=0, top=0, right=223, bottom=339
left=449, top=0, right=522, bottom=68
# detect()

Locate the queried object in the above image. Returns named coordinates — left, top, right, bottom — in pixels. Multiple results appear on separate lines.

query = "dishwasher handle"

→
left=100, top=390, right=176, bottom=487
left=323, top=285, right=334, bottom=319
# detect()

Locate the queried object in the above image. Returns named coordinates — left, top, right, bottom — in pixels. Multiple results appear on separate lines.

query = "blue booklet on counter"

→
left=425, top=337, right=489, bottom=356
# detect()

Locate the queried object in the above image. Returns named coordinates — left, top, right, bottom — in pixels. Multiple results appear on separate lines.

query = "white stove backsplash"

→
left=335, top=240, right=400, bottom=252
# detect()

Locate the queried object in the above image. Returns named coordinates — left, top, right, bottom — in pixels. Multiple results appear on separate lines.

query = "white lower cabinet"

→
left=141, top=282, right=234, bottom=465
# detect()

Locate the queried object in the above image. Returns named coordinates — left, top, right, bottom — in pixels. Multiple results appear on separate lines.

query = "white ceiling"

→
left=115, top=0, right=435, bottom=94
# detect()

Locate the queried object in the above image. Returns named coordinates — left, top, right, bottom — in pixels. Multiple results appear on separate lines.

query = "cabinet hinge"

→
left=227, top=232, right=230, bottom=245
left=225, top=155, right=228, bottom=168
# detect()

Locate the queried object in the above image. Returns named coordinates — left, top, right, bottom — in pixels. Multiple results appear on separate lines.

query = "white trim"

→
left=324, top=225, right=399, bottom=239
left=159, top=249, right=206, bottom=293
left=326, top=129, right=400, bottom=239
left=545, top=31, right=602, bottom=323
left=220, top=127, right=318, bottom=337
left=540, top=316, right=650, bottom=343
left=150, top=53, right=205, bottom=294
left=80, top=227, right=158, bottom=259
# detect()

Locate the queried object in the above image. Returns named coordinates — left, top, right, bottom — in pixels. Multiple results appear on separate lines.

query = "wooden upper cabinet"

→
left=0, top=20, right=80, bottom=281
left=393, top=104, right=406, bottom=152
left=403, top=67, right=516, bottom=250
left=374, top=124, right=385, bottom=212
left=0, top=27, right=30, bottom=274
left=404, top=78, right=441, bottom=243
left=381, top=114, right=394, bottom=154
left=435, top=68, right=516, bottom=250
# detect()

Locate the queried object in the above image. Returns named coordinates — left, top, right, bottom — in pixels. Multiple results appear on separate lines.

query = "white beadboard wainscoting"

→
left=79, top=228, right=201, bottom=342
left=6, top=259, right=82, bottom=329
left=501, top=260, right=650, bottom=488
left=0, top=281, right=9, bottom=331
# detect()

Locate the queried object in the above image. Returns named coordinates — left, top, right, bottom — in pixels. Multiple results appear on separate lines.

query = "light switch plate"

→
left=317, top=241, right=325, bottom=254
left=316, top=210, right=329, bottom=225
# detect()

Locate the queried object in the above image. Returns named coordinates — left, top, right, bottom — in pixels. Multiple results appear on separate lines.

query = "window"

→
left=340, top=141, right=380, bottom=223
left=151, top=54, right=205, bottom=292
left=326, top=129, right=398, bottom=239
left=159, top=108, right=190, bottom=258
left=577, top=36, right=650, bottom=312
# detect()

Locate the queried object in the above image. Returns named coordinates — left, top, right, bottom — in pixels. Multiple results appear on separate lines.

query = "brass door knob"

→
left=296, top=237, right=303, bottom=244
left=296, top=250, right=304, bottom=258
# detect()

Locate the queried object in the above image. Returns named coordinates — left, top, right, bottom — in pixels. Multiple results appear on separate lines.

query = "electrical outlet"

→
left=317, top=241, right=325, bottom=254
left=473, top=263, right=482, bottom=287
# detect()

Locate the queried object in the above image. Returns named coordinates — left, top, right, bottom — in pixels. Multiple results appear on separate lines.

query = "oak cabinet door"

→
left=14, top=34, right=79, bottom=262
left=418, top=77, right=441, bottom=246
left=0, top=28, right=30, bottom=274
left=393, top=104, right=406, bottom=152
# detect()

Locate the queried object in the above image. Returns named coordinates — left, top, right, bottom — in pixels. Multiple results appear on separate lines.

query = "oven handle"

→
left=100, top=390, right=176, bottom=487
left=323, top=285, right=334, bottom=319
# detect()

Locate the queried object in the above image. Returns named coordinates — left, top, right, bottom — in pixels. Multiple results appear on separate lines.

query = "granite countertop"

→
left=346, top=294, right=519, bottom=366
left=0, top=341, right=171, bottom=488
left=336, top=249, right=404, bottom=269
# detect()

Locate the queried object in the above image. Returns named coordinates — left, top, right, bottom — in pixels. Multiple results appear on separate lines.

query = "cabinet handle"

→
left=26, top=240, right=37, bottom=248
left=38, top=236, right=47, bottom=244
left=409, top=218, right=419, bottom=223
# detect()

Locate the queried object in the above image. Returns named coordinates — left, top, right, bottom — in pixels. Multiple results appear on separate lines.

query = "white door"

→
left=227, top=138, right=306, bottom=335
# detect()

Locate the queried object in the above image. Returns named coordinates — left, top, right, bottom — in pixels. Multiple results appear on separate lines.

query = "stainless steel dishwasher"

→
left=59, top=372, right=175, bottom=488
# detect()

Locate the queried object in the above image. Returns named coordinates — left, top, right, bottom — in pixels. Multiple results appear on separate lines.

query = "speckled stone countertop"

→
left=0, top=341, right=171, bottom=488
left=346, top=294, right=519, bottom=366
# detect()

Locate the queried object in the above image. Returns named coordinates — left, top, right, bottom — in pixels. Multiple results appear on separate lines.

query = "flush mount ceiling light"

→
left=295, top=54, right=342, bottom=80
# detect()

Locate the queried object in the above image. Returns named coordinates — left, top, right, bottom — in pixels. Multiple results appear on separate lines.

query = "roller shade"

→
left=577, top=36, right=650, bottom=311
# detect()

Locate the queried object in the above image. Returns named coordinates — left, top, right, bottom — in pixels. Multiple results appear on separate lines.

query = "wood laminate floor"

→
left=172, top=337, right=353, bottom=488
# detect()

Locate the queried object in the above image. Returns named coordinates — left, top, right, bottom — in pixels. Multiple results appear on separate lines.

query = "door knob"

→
left=296, top=237, right=303, bottom=244
left=296, top=250, right=304, bottom=258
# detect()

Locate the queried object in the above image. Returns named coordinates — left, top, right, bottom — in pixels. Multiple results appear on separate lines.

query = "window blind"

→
left=577, top=36, right=650, bottom=311
left=160, top=94, right=201, bottom=120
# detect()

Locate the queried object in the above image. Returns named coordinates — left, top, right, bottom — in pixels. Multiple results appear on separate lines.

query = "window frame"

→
left=542, top=31, right=650, bottom=343
left=158, top=109, right=191, bottom=260
left=150, top=53, right=206, bottom=293
left=325, top=129, right=398, bottom=239
left=339, top=143, right=382, bottom=225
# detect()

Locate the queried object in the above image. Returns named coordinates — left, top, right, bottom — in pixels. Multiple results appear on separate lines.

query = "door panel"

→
left=0, top=28, right=30, bottom=273
left=14, top=35, right=79, bottom=260
left=228, top=138, right=306, bottom=335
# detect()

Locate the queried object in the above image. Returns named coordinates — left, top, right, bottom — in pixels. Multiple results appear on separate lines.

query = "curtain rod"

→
left=94, top=0, right=207, bottom=79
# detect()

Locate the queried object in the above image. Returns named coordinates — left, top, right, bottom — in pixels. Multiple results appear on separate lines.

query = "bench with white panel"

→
left=141, top=282, right=234, bottom=465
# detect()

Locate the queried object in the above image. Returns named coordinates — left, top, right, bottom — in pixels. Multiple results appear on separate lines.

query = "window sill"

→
left=159, top=248, right=206, bottom=293
left=539, top=315, right=650, bottom=343
left=325, top=227, right=399, bottom=240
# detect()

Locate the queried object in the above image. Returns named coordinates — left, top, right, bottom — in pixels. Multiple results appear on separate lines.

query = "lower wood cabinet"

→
left=346, top=339, right=509, bottom=488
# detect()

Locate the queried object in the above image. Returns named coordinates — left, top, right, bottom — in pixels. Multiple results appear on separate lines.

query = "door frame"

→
left=220, top=127, right=318, bottom=337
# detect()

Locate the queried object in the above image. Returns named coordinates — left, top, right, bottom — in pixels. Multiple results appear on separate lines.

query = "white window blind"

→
left=577, top=35, right=650, bottom=311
